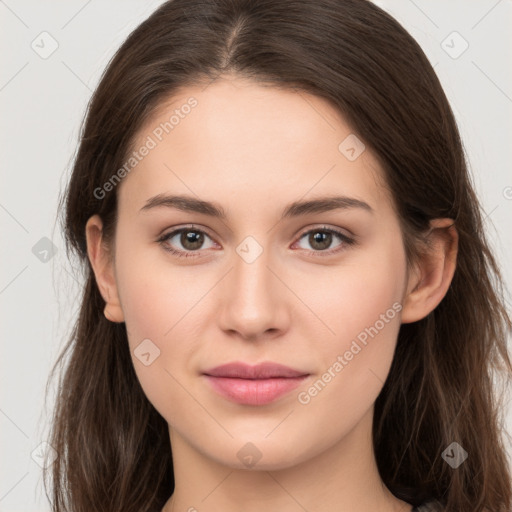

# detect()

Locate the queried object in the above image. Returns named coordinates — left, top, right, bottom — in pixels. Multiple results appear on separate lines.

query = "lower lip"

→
left=203, top=375, right=309, bottom=405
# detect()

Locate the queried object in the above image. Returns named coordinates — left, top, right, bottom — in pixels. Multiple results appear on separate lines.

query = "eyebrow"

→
left=139, top=193, right=374, bottom=219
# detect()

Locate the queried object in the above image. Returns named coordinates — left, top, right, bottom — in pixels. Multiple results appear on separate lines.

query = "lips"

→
left=202, top=362, right=310, bottom=405
left=203, top=361, right=309, bottom=379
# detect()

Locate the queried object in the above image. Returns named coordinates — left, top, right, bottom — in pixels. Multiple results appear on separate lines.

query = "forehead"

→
left=118, top=77, right=392, bottom=217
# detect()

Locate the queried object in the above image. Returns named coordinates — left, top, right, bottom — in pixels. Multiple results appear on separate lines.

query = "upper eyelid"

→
left=160, top=224, right=217, bottom=243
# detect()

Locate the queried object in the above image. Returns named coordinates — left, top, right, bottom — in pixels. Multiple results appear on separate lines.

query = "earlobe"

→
left=85, top=214, right=125, bottom=323
left=400, top=218, right=458, bottom=324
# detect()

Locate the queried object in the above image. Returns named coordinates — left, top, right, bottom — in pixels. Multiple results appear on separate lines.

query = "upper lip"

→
left=203, top=362, right=309, bottom=379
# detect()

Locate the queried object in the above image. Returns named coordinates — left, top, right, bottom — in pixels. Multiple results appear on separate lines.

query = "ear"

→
left=401, top=218, right=458, bottom=324
left=85, top=214, right=124, bottom=323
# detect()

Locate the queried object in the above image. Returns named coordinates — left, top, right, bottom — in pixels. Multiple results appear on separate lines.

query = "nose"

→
left=216, top=242, right=290, bottom=342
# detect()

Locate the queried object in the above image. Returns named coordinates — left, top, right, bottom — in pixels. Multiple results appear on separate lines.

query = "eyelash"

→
left=157, top=224, right=356, bottom=259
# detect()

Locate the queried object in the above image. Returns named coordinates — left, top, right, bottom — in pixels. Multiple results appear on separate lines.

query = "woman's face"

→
left=92, top=76, right=415, bottom=469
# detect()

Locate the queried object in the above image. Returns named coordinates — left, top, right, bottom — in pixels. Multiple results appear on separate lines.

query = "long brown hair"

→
left=44, top=1, right=512, bottom=511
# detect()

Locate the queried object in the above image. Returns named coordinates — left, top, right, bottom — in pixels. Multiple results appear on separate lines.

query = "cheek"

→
left=114, top=230, right=201, bottom=342
left=301, top=229, right=406, bottom=350
left=297, top=230, right=407, bottom=413
left=117, top=269, right=205, bottom=366
left=293, top=240, right=406, bottom=441
left=117, top=275, right=202, bottom=420
left=113, top=241, right=205, bottom=413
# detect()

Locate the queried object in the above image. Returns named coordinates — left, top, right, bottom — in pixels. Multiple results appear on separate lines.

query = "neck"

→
left=162, top=407, right=413, bottom=512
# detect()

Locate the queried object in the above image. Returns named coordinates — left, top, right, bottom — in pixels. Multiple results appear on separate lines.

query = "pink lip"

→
left=204, top=375, right=308, bottom=405
left=202, top=362, right=310, bottom=405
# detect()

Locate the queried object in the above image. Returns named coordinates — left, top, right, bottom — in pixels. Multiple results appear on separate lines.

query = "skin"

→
left=86, top=75, right=458, bottom=512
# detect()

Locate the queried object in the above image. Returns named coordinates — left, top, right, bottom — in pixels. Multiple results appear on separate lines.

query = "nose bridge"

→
left=232, top=235, right=275, bottom=310
left=218, top=234, right=287, bottom=337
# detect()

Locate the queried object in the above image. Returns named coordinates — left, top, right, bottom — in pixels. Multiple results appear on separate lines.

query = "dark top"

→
left=412, top=500, right=444, bottom=512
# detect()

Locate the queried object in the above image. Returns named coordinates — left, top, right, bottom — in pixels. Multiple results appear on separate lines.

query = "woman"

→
left=44, top=1, right=512, bottom=511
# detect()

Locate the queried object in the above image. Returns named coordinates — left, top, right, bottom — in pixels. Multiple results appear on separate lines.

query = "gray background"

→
left=1, top=1, right=511, bottom=510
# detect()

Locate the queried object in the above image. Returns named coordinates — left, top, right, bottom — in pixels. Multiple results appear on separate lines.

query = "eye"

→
left=293, top=226, right=356, bottom=256
left=157, top=224, right=356, bottom=259
left=157, top=225, right=217, bottom=258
